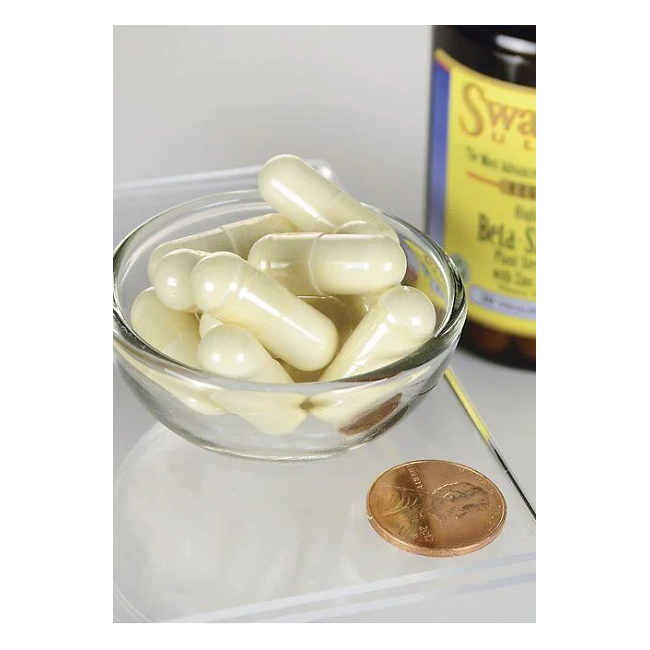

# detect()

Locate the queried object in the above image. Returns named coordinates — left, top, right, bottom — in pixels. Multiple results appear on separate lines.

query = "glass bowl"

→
left=113, top=190, right=466, bottom=460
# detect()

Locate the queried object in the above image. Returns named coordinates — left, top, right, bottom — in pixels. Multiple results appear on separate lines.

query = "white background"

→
left=114, top=25, right=432, bottom=229
left=112, top=25, right=537, bottom=624
left=0, top=14, right=639, bottom=638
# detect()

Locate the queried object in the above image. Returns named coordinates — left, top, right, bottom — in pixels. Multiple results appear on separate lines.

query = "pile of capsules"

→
left=128, top=155, right=437, bottom=434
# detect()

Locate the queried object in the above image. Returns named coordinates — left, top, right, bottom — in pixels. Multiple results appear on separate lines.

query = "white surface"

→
left=114, top=26, right=431, bottom=230
left=114, top=381, right=535, bottom=623
left=452, top=351, right=536, bottom=509
left=113, top=169, right=535, bottom=623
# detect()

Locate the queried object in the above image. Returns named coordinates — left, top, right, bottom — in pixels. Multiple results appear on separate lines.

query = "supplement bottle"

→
left=427, top=26, right=536, bottom=368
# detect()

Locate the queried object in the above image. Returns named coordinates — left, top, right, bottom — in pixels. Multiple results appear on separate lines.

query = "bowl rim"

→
left=113, top=190, right=467, bottom=391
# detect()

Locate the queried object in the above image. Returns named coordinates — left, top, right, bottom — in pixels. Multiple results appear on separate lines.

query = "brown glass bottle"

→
left=427, top=26, right=536, bottom=369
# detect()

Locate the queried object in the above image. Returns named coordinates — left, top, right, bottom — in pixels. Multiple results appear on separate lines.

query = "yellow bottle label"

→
left=428, top=49, right=536, bottom=337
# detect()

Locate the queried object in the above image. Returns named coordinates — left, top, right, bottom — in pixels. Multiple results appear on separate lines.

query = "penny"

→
left=366, top=460, right=506, bottom=557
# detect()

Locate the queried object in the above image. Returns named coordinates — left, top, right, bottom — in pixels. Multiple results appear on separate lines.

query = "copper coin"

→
left=366, top=460, right=506, bottom=557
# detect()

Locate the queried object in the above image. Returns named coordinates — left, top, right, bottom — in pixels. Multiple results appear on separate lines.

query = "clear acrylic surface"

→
left=113, top=163, right=535, bottom=623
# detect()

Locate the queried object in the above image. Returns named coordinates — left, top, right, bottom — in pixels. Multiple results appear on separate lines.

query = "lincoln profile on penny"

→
left=430, top=481, right=490, bottom=521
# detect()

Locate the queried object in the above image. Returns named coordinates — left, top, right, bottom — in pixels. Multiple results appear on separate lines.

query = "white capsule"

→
left=123, top=290, right=223, bottom=414
left=278, top=296, right=352, bottom=382
left=248, top=233, right=406, bottom=296
left=147, top=213, right=296, bottom=281
left=191, top=252, right=338, bottom=371
left=116, top=346, right=225, bottom=415
left=279, top=362, right=321, bottom=384
left=334, top=220, right=385, bottom=235
left=152, top=249, right=207, bottom=312
left=198, top=324, right=306, bottom=435
left=319, top=286, right=437, bottom=381
left=198, top=324, right=293, bottom=383
left=130, top=288, right=201, bottom=367
left=258, top=155, right=398, bottom=241
left=210, top=390, right=306, bottom=436
left=309, top=377, right=406, bottom=428
left=199, top=313, right=222, bottom=339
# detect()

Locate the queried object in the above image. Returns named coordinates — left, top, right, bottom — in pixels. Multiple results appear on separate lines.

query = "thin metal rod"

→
left=444, top=367, right=536, bottom=521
